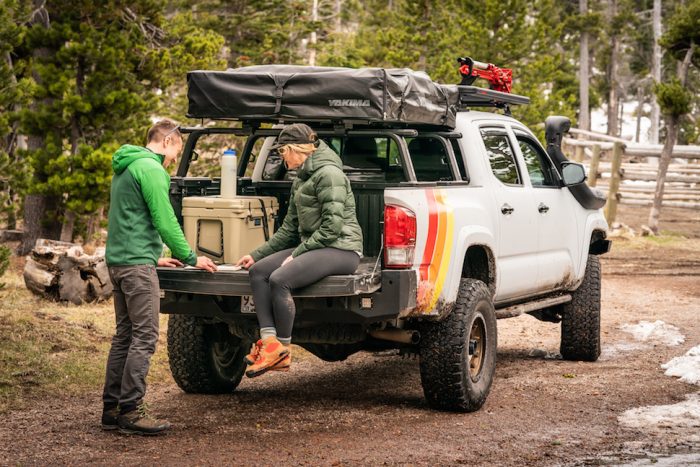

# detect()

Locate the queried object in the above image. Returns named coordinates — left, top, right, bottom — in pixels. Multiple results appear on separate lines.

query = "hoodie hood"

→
left=112, top=145, right=163, bottom=174
left=297, top=140, right=343, bottom=180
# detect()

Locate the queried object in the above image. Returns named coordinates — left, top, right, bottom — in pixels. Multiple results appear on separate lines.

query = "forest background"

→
left=0, top=0, right=698, bottom=255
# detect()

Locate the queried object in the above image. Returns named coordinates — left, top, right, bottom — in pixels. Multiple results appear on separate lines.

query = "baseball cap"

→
left=271, top=123, right=318, bottom=150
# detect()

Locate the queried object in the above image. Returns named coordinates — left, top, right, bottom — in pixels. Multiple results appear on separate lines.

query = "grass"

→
left=0, top=268, right=172, bottom=414
left=608, top=231, right=700, bottom=253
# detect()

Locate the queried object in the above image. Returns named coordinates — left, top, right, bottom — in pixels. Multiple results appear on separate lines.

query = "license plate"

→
left=241, top=295, right=256, bottom=314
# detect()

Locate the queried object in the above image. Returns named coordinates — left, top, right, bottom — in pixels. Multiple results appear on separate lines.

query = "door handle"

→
left=538, top=203, right=550, bottom=213
left=501, top=204, right=514, bottom=215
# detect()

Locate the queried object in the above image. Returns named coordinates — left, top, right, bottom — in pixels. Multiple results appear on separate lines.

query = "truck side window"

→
left=516, top=137, right=559, bottom=187
left=481, top=130, right=521, bottom=185
left=407, top=137, right=454, bottom=182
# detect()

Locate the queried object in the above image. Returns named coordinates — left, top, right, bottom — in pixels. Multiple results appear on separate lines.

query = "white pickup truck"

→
left=159, top=65, right=610, bottom=412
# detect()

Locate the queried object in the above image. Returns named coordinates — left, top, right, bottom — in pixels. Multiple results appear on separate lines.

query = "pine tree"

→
left=13, top=0, right=225, bottom=250
left=648, top=0, right=699, bottom=233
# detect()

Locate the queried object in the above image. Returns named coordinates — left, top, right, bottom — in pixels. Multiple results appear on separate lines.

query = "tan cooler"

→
left=182, top=196, right=279, bottom=264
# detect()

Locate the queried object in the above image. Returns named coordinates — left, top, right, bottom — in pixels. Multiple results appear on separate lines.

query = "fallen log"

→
left=23, top=239, right=112, bottom=304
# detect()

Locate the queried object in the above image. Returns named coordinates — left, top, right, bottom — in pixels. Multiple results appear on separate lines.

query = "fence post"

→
left=605, top=142, right=624, bottom=225
left=575, top=145, right=584, bottom=162
left=588, top=144, right=601, bottom=187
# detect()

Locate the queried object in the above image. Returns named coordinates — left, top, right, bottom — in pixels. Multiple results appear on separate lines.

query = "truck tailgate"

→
left=157, top=258, right=381, bottom=297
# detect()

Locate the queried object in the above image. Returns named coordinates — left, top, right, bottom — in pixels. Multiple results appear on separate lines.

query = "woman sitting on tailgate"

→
left=236, top=123, right=363, bottom=377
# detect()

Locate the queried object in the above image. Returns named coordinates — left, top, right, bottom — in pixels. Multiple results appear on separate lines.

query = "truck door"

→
left=514, top=130, right=580, bottom=291
left=479, top=126, right=539, bottom=301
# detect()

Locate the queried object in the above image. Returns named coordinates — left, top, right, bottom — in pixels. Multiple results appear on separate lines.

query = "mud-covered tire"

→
left=560, top=255, right=601, bottom=361
left=301, top=343, right=362, bottom=362
left=418, top=279, right=497, bottom=412
left=167, top=315, right=250, bottom=394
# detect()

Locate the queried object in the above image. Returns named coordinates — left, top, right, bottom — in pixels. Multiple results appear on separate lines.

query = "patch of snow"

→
left=620, top=320, right=685, bottom=346
left=618, top=452, right=700, bottom=467
left=618, top=393, right=700, bottom=435
left=599, top=342, right=647, bottom=361
left=662, top=346, right=700, bottom=386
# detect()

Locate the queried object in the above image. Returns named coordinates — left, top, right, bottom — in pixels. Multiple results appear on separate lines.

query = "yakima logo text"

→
left=328, top=99, right=370, bottom=107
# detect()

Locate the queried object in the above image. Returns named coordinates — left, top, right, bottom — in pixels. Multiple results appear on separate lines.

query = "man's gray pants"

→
left=102, top=264, right=160, bottom=414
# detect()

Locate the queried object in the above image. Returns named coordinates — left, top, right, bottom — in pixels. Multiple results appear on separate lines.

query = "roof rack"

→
left=456, top=85, right=530, bottom=114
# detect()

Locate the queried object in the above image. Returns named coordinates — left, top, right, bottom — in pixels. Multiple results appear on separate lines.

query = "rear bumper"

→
left=158, top=268, right=417, bottom=324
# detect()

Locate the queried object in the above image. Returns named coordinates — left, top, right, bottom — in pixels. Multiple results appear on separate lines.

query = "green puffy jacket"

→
left=105, top=145, right=197, bottom=267
left=251, top=141, right=364, bottom=261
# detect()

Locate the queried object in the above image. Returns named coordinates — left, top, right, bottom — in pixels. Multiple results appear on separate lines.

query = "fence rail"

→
left=560, top=131, right=700, bottom=223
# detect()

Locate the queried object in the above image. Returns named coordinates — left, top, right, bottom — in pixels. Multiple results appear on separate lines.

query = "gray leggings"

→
left=248, top=247, right=360, bottom=340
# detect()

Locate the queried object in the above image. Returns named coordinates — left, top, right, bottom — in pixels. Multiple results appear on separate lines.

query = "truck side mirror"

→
left=561, top=162, right=586, bottom=186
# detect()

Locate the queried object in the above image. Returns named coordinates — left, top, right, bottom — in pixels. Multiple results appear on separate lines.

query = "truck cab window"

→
left=481, top=129, right=521, bottom=186
left=406, top=137, right=454, bottom=182
left=517, top=136, right=559, bottom=187
left=341, top=136, right=405, bottom=183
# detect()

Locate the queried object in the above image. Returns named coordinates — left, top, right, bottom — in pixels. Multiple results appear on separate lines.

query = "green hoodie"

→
left=105, top=144, right=196, bottom=267
left=251, top=141, right=364, bottom=261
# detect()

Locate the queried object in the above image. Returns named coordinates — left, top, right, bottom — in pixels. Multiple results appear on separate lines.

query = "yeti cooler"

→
left=182, top=196, right=278, bottom=264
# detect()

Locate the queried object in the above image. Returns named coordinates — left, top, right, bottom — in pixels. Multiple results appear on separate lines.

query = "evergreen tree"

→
left=648, top=0, right=699, bottom=233
left=11, top=0, right=225, bottom=250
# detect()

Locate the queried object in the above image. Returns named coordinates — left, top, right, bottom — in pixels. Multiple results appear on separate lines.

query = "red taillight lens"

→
left=384, top=205, right=416, bottom=269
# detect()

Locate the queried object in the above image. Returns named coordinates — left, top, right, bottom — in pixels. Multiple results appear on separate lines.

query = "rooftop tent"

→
left=186, top=65, right=459, bottom=128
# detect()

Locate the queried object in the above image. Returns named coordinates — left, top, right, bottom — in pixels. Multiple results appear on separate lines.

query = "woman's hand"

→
left=236, top=254, right=255, bottom=269
left=281, top=255, right=293, bottom=267
left=157, top=257, right=183, bottom=268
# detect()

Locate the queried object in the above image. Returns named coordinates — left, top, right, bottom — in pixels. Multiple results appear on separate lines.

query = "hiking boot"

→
left=245, top=337, right=290, bottom=378
left=101, top=407, right=120, bottom=431
left=244, top=339, right=263, bottom=365
left=118, top=404, right=171, bottom=436
left=269, top=353, right=291, bottom=372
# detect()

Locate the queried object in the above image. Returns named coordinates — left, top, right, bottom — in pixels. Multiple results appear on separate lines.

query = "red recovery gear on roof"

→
left=457, top=57, right=513, bottom=94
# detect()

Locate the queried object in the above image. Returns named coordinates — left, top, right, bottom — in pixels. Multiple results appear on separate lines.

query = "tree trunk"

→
left=19, top=0, right=57, bottom=255
left=579, top=0, right=590, bottom=131
left=635, top=87, right=643, bottom=143
left=60, top=210, right=76, bottom=242
left=308, top=0, right=318, bottom=66
left=648, top=45, right=694, bottom=233
left=19, top=193, right=46, bottom=255
left=650, top=0, right=662, bottom=144
left=647, top=115, right=677, bottom=233
left=85, top=206, right=104, bottom=244
left=607, top=0, right=620, bottom=136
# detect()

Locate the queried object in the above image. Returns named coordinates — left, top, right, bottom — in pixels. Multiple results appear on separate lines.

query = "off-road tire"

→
left=167, top=315, right=250, bottom=393
left=301, top=343, right=362, bottom=362
left=418, top=279, right=497, bottom=412
left=560, top=255, right=601, bottom=361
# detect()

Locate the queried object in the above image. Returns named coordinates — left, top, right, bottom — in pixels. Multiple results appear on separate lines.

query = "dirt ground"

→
left=1, top=205, right=699, bottom=466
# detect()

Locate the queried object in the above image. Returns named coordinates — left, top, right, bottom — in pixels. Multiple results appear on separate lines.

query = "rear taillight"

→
left=384, top=205, right=416, bottom=269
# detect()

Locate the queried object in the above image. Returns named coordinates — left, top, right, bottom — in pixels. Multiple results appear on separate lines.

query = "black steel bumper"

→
left=157, top=267, right=417, bottom=324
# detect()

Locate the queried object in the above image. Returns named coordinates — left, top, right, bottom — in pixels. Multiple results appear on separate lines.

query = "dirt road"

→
left=2, top=210, right=699, bottom=466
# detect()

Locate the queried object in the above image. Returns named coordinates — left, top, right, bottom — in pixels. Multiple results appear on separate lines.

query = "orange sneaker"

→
left=244, top=339, right=262, bottom=365
left=245, top=337, right=290, bottom=378
left=269, top=352, right=292, bottom=372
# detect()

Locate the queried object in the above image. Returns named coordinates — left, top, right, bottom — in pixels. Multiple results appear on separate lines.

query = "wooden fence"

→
left=561, top=129, right=700, bottom=224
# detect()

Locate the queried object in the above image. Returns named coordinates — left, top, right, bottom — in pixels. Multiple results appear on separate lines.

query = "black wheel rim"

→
left=210, top=332, right=244, bottom=381
left=468, top=315, right=486, bottom=382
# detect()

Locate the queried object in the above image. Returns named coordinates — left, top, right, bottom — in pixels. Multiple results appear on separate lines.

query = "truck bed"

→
left=157, top=257, right=382, bottom=297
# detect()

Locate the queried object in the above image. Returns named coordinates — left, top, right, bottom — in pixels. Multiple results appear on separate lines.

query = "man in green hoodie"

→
left=102, top=119, right=217, bottom=436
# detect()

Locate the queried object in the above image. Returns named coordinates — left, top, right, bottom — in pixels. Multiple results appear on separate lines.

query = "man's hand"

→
left=236, top=254, right=255, bottom=269
left=157, top=257, right=183, bottom=268
left=196, top=256, right=218, bottom=272
left=281, top=255, right=293, bottom=267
